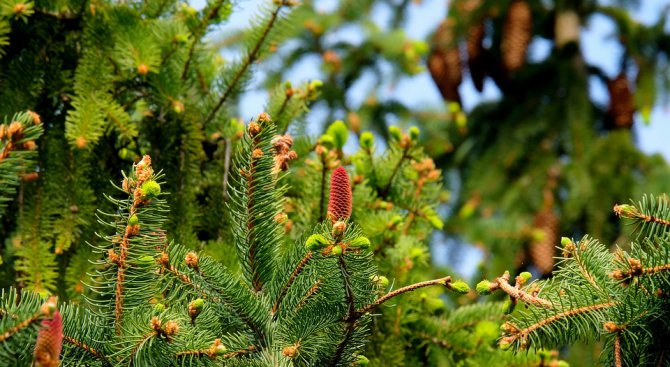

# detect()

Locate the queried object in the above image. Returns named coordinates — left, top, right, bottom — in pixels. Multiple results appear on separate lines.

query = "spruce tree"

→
left=0, top=116, right=467, bottom=366
left=477, top=196, right=670, bottom=366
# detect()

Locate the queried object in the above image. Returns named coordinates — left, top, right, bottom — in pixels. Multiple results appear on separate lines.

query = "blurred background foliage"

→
left=2, top=0, right=670, bottom=365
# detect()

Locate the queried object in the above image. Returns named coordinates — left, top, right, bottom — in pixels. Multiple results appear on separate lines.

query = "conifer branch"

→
left=64, top=335, right=107, bottom=361
left=222, top=137, right=232, bottom=200
left=611, top=261, right=670, bottom=281
left=494, top=273, right=553, bottom=308
left=246, top=132, right=263, bottom=292
left=296, top=279, right=322, bottom=311
left=114, top=158, right=153, bottom=335
left=278, top=92, right=294, bottom=135
left=318, top=156, right=329, bottom=222
left=204, top=3, right=287, bottom=125
left=614, top=203, right=670, bottom=227
left=221, top=345, right=256, bottom=359
left=419, top=332, right=475, bottom=355
left=0, top=311, right=42, bottom=343
left=380, top=145, right=411, bottom=198
left=329, top=258, right=358, bottom=366
left=272, top=252, right=313, bottom=317
left=181, top=0, right=229, bottom=80
left=502, top=301, right=617, bottom=344
left=355, top=276, right=452, bottom=317
left=614, top=333, right=622, bottom=367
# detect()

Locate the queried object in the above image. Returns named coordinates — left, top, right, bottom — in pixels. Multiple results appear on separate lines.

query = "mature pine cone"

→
left=529, top=208, right=559, bottom=275
left=428, top=18, right=462, bottom=103
left=467, top=21, right=487, bottom=92
left=501, top=0, right=532, bottom=73
left=328, top=167, right=352, bottom=221
left=606, top=72, right=635, bottom=129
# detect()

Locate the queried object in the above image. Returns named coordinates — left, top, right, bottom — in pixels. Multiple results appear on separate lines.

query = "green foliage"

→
left=474, top=195, right=670, bottom=365
left=0, top=118, right=459, bottom=366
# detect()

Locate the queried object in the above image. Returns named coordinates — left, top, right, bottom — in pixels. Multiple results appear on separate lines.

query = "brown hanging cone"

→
left=529, top=208, right=559, bottom=275
left=427, top=18, right=462, bottom=103
left=501, top=0, right=532, bottom=73
left=467, top=21, right=487, bottom=92
left=606, top=72, right=635, bottom=129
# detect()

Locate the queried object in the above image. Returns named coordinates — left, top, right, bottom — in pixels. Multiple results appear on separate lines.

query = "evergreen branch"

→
left=272, top=251, right=313, bottom=317
left=380, top=145, right=410, bottom=198
left=492, top=273, right=553, bottom=309
left=339, top=257, right=356, bottom=317
left=329, top=258, right=358, bottom=366
left=355, top=276, right=452, bottom=317
left=222, top=137, right=232, bottom=200
left=63, top=335, right=107, bottom=361
left=114, top=174, right=148, bottom=334
left=175, top=345, right=255, bottom=359
left=418, top=332, right=475, bottom=355
left=204, top=3, right=287, bottom=125
left=246, top=134, right=263, bottom=292
left=318, top=154, right=329, bottom=222
left=567, top=240, right=603, bottom=291
left=0, top=310, right=42, bottom=343
left=181, top=0, right=228, bottom=80
left=277, top=91, right=294, bottom=135
left=502, top=302, right=617, bottom=344
left=614, top=333, right=622, bottom=367
left=221, top=345, right=256, bottom=359
left=614, top=203, right=670, bottom=227
left=611, top=262, right=670, bottom=281
left=296, top=279, right=322, bottom=311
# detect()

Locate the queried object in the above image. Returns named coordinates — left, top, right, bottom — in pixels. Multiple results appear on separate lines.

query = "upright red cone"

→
left=327, top=167, right=352, bottom=221
left=34, top=310, right=63, bottom=367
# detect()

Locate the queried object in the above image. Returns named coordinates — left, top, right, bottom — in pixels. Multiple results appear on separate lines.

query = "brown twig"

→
left=503, top=302, right=617, bottom=343
left=64, top=335, right=107, bottom=361
left=614, top=333, right=622, bottom=367
left=0, top=311, right=42, bottom=342
left=495, top=273, right=553, bottom=308
left=355, top=276, right=452, bottom=317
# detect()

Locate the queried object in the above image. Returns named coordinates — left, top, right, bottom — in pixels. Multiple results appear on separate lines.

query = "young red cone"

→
left=327, top=167, right=352, bottom=221
left=34, top=310, right=63, bottom=367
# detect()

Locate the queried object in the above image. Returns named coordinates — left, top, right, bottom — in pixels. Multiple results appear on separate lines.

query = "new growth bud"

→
left=140, top=180, right=161, bottom=198
left=448, top=280, right=470, bottom=294
left=476, top=280, right=494, bottom=295
left=349, top=236, right=370, bottom=249
left=305, top=234, right=330, bottom=251
left=359, top=132, right=374, bottom=150
left=326, top=120, right=349, bottom=150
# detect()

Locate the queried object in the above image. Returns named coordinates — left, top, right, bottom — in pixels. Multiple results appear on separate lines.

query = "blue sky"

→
left=195, top=0, right=670, bottom=276
left=196, top=0, right=670, bottom=162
